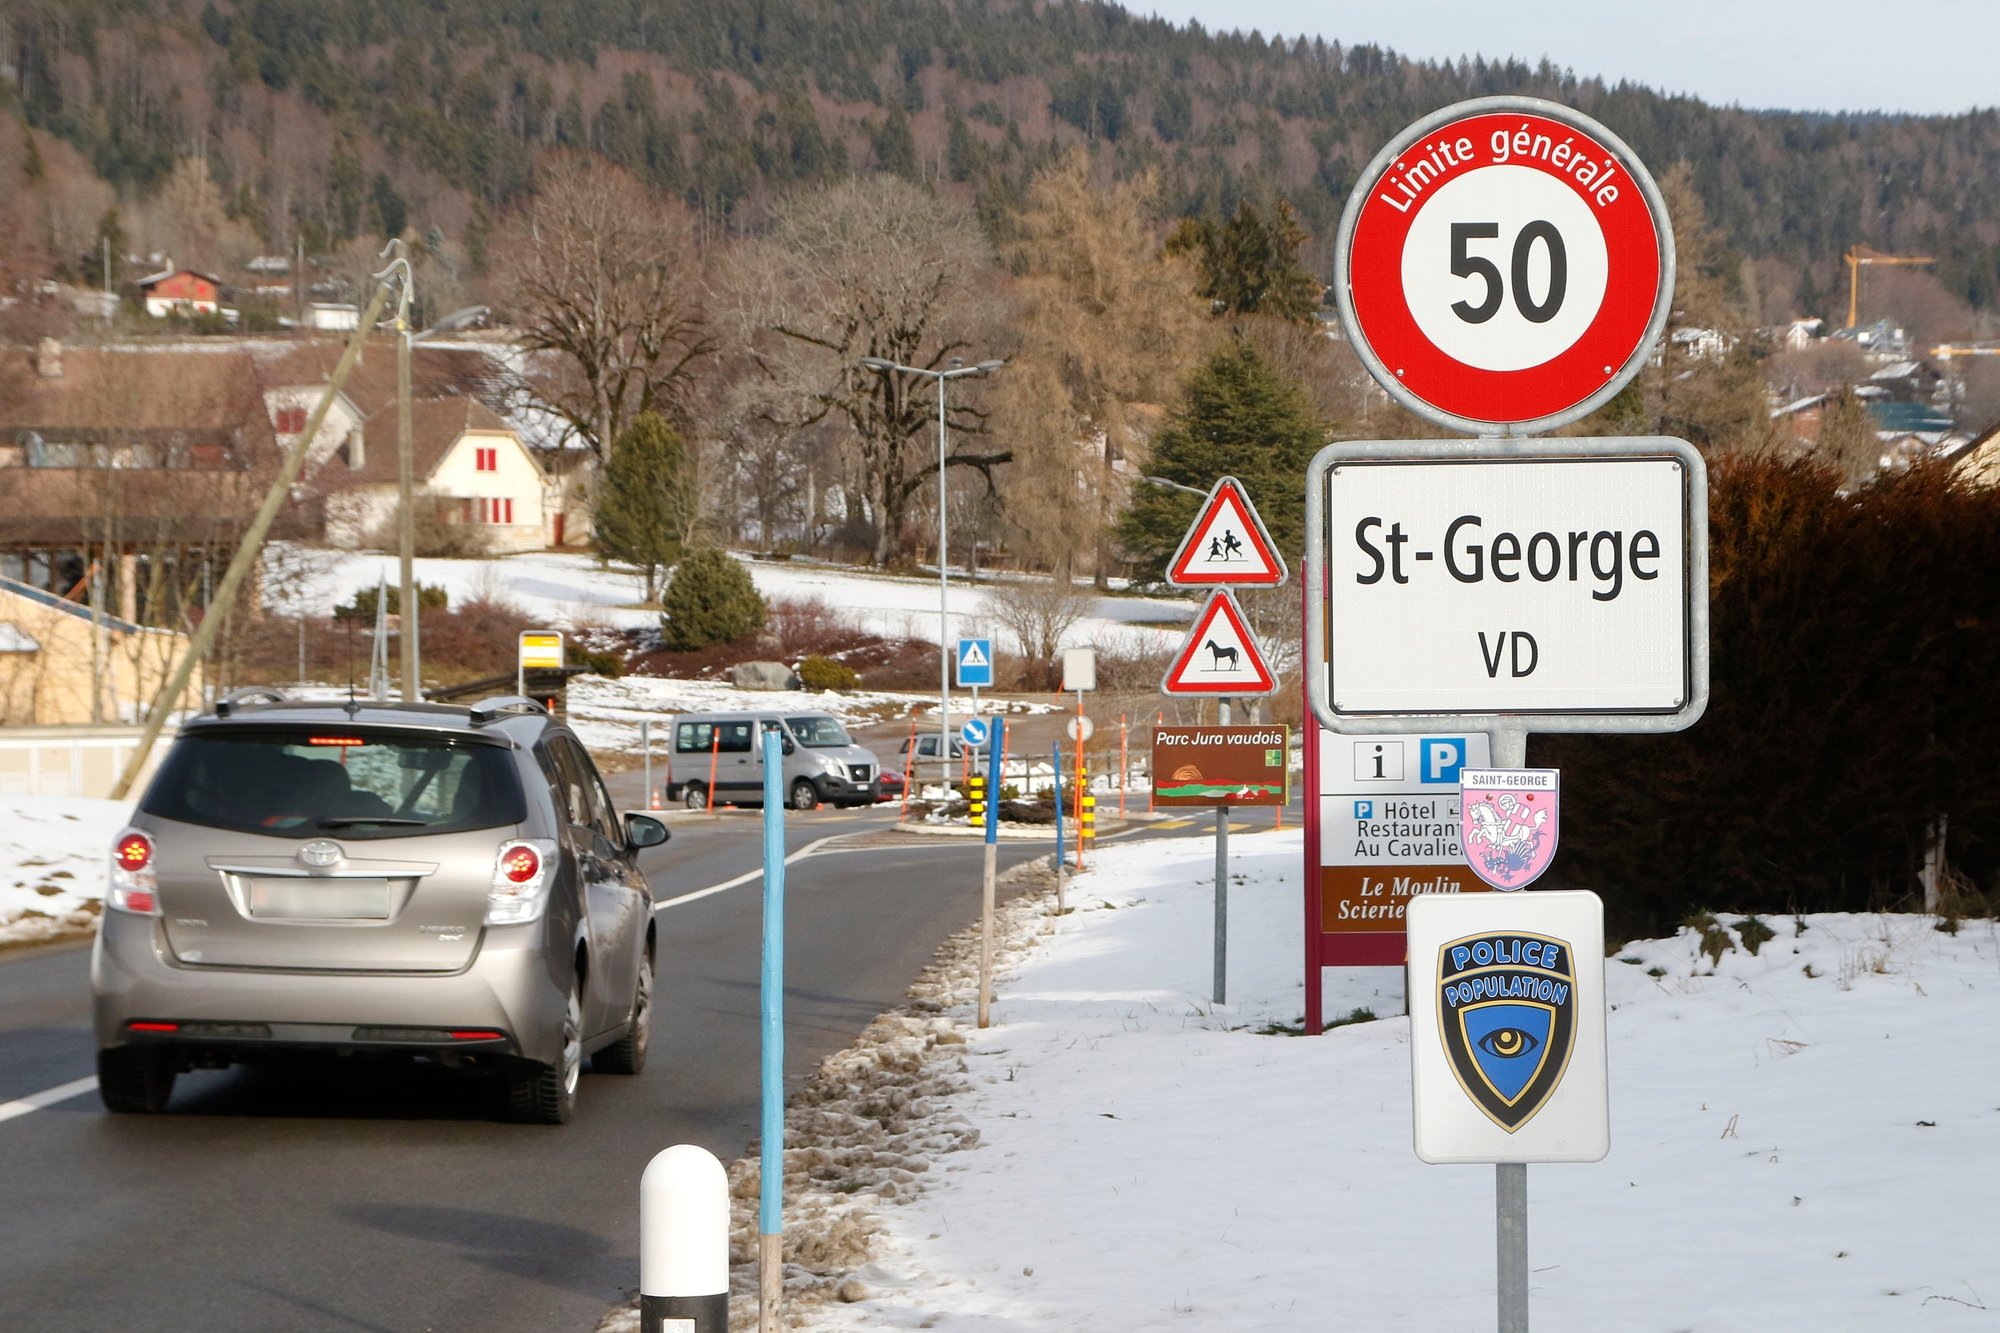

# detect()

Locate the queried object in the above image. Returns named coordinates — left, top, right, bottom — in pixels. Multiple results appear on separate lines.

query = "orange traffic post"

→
left=899, top=714, right=918, bottom=822
left=1149, top=711, right=1162, bottom=814
left=706, top=731, right=720, bottom=813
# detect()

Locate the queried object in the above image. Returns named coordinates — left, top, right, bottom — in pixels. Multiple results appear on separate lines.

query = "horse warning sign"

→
left=1161, top=591, right=1277, bottom=696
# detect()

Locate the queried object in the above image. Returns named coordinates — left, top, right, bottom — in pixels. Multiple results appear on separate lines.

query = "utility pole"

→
left=109, top=275, right=397, bottom=801
left=376, top=240, right=420, bottom=703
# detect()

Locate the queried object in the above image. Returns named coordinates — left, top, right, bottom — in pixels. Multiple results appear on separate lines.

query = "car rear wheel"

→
left=788, top=779, right=818, bottom=811
left=98, top=1046, right=176, bottom=1114
left=683, top=782, right=708, bottom=811
left=506, top=984, right=581, bottom=1124
left=596, top=949, right=652, bottom=1075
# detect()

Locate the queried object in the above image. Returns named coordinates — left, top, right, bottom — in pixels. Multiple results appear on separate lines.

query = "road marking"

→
left=653, top=834, right=850, bottom=911
left=0, top=1075, right=98, bottom=1126
left=1152, top=818, right=1195, bottom=829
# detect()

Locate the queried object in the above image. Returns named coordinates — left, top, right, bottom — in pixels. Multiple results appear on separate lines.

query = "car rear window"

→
left=143, top=728, right=526, bottom=839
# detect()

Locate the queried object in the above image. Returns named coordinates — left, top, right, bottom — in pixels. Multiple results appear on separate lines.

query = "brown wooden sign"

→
left=1152, top=726, right=1289, bottom=807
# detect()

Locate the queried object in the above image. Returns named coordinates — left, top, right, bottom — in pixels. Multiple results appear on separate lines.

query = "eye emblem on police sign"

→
left=1437, top=932, right=1577, bottom=1133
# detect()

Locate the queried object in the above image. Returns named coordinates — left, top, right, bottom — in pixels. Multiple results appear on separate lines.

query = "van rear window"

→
left=142, top=729, right=525, bottom=839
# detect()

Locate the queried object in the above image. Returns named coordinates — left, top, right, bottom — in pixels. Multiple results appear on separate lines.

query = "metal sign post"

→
left=1316, top=96, right=1696, bottom=1333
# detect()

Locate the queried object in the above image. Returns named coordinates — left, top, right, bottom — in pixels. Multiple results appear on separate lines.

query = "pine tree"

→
left=1115, top=339, right=1326, bottom=584
left=658, top=547, right=766, bottom=650
left=594, top=414, right=699, bottom=603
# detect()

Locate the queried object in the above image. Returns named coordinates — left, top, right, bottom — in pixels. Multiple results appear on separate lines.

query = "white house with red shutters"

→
left=318, top=397, right=547, bottom=552
left=135, top=266, right=222, bottom=318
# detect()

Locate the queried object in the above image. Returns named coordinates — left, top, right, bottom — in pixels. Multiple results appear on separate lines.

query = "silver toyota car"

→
left=90, top=692, right=668, bottom=1124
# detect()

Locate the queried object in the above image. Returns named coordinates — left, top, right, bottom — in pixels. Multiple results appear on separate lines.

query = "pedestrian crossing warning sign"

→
left=1167, top=476, right=1288, bottom=588
left=956, top=637, right=994, bottom=687
left=1161, top=591, right=1278, bottom=696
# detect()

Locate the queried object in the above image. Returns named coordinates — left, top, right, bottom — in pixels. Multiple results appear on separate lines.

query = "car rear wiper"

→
left=316, top=816, right=430, bottom=829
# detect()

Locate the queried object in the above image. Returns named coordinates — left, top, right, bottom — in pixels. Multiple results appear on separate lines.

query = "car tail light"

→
left=109, top=829, right=161, bottom=916
left=486, top=839, right=558, bottom=925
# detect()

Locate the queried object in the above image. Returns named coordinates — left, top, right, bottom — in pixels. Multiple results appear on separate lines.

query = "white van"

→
left=668, top=710, right=881, bottom=810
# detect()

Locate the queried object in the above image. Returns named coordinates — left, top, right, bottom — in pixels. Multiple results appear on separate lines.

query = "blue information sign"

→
left=956, top=638, right=994, bottom=688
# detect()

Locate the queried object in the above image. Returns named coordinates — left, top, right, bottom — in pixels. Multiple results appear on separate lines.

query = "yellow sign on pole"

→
left=518, top=631, right=564, bottom=697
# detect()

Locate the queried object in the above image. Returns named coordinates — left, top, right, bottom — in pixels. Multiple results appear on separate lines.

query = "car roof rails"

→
left=468, top=695, right=550, bottom=726
left=213, top=686, right=288, bottom=718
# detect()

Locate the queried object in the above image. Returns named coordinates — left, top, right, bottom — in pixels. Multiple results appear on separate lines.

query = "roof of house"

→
left=0, top=346, right=277, bottom=455
left=321, top=396, right=521, bottom=490
left=1867, top=401, right=1957, bottom=434
left=0, top=574, right=145, bottom=635
left=255, top=338, right=512, bottom=421
left=136, top=267, right=223, bottom=289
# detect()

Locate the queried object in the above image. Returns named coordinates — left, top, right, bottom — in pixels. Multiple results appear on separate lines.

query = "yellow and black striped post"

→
left=1080, top=789, right=1096, bottom=848
left=968, top=774, right=986, bottom=823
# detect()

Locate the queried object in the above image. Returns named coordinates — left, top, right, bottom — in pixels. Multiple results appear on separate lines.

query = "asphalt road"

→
left=0, top=793, right=1238, bottom=1331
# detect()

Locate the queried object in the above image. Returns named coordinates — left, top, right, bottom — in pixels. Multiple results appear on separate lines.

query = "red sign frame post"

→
left=1333, top=97, right=1675, bottom=436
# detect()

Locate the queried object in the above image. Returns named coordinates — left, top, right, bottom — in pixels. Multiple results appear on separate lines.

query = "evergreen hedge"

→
left=1541, top=455, right=2000, bottom=940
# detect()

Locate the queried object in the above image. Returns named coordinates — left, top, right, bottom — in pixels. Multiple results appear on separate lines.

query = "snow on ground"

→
left=0, top=794, right=129, bottom=948
left=277, top=546, right=1194, bottom=654
left=735, top=831, right=1999, bottom=1333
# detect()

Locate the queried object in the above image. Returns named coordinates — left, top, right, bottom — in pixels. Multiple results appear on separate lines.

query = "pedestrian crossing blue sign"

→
left=956, top=638, right=994, bottom=687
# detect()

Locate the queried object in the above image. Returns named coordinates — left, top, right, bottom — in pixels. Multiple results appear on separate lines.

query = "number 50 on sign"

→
left=1334, top=96, right=1675, bottom=437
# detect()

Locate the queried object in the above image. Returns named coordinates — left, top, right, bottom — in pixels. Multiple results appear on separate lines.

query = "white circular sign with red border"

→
left=1335, top=97, right=1675, bottom=435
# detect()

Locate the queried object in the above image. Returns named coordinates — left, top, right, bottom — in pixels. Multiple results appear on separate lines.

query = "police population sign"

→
left=1406, top=889, right=1608, bottom=1163
left=1334, top=96, right=1675, bottom=436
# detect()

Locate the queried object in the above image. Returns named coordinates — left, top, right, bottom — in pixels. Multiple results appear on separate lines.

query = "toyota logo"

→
left=298, top=840, right=343, bottom=868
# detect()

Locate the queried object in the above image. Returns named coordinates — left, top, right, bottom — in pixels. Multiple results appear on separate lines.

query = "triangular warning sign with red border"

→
left=1161, top=591, right=1278, bottom=696
left=1166, top=476, right=1288, bottom=588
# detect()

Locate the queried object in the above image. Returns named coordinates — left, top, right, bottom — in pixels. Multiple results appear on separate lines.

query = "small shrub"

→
left=335, top=582, right=450, bottom=620
left=1736, top=916, right=1777, bottom=956
left=798, top=654, right=858, bottom=692
left=1684, top=910, right=1732, bottom=966
left=574, top=645, right=625, bottom=678
left=659, top=547, right=766, bottom=651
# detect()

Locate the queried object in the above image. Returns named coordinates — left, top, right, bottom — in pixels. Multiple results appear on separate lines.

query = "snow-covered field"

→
left=750, top=831, right=1999, bottom=1333
left=278, top=546, right=1194, bottom=656
left=0, top=793, right=127, bottom=949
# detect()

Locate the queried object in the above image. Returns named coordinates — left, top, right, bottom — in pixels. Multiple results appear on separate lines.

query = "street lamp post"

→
left=373, top=236, right=486, bottom=703
left=858, top=355, right=1004, bottom=790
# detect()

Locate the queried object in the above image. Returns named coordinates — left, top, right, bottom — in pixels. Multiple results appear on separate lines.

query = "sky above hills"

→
left=1148, top=0, right=1996, bottom=116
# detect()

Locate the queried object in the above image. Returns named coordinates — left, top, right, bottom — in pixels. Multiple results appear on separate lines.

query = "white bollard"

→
left=640, top=1144, right=730, bottom=1333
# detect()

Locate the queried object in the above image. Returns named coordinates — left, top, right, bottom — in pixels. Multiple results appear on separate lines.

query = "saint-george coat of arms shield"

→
left=1459, top=768, right=1559, bottom=891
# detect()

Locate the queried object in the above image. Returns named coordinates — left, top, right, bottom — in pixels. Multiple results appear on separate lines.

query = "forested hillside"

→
left=4, top=0, right=1999, bottom=327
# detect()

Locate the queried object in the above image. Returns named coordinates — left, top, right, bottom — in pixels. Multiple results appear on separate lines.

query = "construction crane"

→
left=1845, top=246, right=1934, bottom=328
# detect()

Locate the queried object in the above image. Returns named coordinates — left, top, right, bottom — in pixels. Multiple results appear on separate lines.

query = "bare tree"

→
left=984, top=576, right=1096, bottom=684
left=498, top=156, right=716, bottom=462
left=730, top=175, right=1007, bottom=566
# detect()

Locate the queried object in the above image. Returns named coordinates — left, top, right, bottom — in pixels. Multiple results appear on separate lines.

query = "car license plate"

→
left=248, top=879, right=392, bottom=920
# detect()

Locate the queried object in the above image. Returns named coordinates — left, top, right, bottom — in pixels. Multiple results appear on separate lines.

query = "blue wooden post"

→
left=758, top=729, right=786, bottom=1327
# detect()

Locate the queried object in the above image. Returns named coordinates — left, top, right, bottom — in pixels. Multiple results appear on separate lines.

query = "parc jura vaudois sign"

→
left=1152, top=726, right=1289, bottom=808
left=1335, top=97, right=1673, bottom=436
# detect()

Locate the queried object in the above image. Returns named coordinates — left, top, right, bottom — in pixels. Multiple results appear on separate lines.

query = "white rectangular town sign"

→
left=1312, top=439, right=1704, bottom=722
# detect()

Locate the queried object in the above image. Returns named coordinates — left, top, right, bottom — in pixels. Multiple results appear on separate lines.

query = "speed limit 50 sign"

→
left=1335, top=97, right=1674, bottom=435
